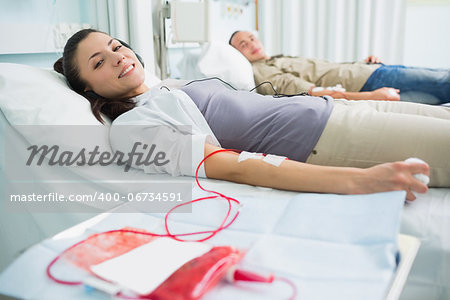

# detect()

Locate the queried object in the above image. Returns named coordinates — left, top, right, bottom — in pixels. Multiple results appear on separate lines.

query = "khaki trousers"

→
left=306, top=99, right=450, bottom=187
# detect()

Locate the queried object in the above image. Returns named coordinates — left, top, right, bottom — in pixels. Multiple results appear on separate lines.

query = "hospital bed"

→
left=0, top=62, right=449, bottom=300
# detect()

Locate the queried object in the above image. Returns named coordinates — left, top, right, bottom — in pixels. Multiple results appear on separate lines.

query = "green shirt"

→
left=252, top=55, right=380, bottom=95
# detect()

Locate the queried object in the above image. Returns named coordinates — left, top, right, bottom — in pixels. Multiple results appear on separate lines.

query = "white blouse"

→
left=110, top=88, right=220, bottom=177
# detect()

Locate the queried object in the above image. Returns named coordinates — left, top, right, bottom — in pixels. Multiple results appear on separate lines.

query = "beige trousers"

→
left=306, top=99, right=450, bottom=187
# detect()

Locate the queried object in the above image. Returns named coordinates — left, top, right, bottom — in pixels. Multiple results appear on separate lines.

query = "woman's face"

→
left=75, top=32, right=148, bottom=99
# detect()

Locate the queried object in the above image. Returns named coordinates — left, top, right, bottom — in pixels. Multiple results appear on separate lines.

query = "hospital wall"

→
left=0, top=1, right=449, bottom=72
left=403, top=1, right=450, bottom=68
left=0, top=0, right=95, bottom=69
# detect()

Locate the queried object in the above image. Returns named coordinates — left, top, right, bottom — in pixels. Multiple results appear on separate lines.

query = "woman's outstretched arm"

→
left=203, top=144, right=429, bottom=201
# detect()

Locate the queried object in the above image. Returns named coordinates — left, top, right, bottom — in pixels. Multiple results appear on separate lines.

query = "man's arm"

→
left=253, top=60, right=399, bottom=100
left=253, top=63, right=314, bottom=95
left=309, top=87, right=400, bottom=101
left=253, top=59, right=399, bottom=100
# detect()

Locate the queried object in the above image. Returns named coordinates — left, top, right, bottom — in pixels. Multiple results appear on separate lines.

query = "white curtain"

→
left=258, top=0, right=407, bottom=64
left=93, top=0, right=157, bottom=75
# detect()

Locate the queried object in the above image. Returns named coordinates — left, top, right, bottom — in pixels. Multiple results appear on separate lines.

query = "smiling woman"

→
left=75, top=32, right=148, bottom=99
left=53, top=29, right=450, bottom=201
left=55, top=30, right=147, bottom=100
left=53, top=29, right=147, bottom=123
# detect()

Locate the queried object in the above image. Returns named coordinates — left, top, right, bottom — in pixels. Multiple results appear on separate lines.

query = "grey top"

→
left=180, top=79, right=334, bottom=162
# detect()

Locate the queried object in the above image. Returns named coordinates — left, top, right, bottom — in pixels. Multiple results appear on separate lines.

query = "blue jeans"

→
left=360, top=65, right=450, bottom=104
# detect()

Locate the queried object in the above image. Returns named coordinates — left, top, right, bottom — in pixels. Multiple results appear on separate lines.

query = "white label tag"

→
left=90, top=237, right=212, bottom=295
left=238, top=151, right=263, bottom=163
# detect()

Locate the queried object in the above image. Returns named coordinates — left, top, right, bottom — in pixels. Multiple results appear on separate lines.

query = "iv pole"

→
left=158, top=1, right=170, bottom=79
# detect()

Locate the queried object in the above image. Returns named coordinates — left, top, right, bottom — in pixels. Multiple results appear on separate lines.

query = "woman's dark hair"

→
left=53, top=29, right=145, bottom=124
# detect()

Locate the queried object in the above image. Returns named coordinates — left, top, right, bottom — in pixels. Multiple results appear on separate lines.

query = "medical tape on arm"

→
left=238, top=151, right=264, bottom=162
left=238, top=151, right=286, bottom=167
left=263, top=154, right=287, bottom=167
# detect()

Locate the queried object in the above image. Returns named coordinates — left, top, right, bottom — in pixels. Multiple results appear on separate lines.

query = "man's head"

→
left=229, top=31, right=269, bottom=62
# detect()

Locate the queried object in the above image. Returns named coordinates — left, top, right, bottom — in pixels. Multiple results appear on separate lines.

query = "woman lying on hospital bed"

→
left=229, top=31, right=450, bottom=104
left=53, top=29, right=450, bottom=201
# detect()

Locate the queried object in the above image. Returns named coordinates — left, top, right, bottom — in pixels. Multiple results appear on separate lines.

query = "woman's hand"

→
left=354, top=161, right=430, bottom=201
left=369, top=87, right=400, bottom=101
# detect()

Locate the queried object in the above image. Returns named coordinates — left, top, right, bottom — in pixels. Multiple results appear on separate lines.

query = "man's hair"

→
left=228, top=31, right=241, bottom=46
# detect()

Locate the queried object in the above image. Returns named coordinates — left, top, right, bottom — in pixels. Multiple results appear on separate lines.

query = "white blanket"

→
left=0, top=183, right=406, bottom=300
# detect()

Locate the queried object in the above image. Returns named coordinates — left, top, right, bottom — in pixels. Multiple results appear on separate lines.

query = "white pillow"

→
left=197, top=41, right=255, bottom=90
left=0, top=63, right=102, bottom=126
left=0, top=63, right=110, bottom=153
left=0, top=64, right=161, bottom=125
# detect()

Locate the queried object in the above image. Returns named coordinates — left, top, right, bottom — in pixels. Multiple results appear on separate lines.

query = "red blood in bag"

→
left=62, top=227, right=156, bottom=271
left=146, top=246, right=243, bottom=300
left=57, top=228, right=243, bottom=299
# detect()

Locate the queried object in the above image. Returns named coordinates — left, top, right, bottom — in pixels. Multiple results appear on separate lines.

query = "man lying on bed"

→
left=229, top=31, right=450, bottom=104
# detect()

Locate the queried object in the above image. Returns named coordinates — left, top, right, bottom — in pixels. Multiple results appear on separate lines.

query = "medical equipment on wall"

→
left=170, top=0, right=210, bottom=43
left=157, top=0, right=210, bottom=79
left=167, top=0, right=255, bottom=44
left=157, top=0, right=257, bottom=79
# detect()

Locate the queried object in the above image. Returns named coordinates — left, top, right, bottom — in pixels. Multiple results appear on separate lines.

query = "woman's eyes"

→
left=94, top=60, right=104, bottom=69
left=93, top=45, right=122, bottom=69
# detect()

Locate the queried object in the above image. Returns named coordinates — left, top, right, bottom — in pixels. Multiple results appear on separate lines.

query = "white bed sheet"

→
left=2, top=188, right=447, bottom=300
left=0, top=183, right=406, bottom=300
left=1, top=102, right=450, bottom=299
left=399, top=188, right=450, bottom=300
